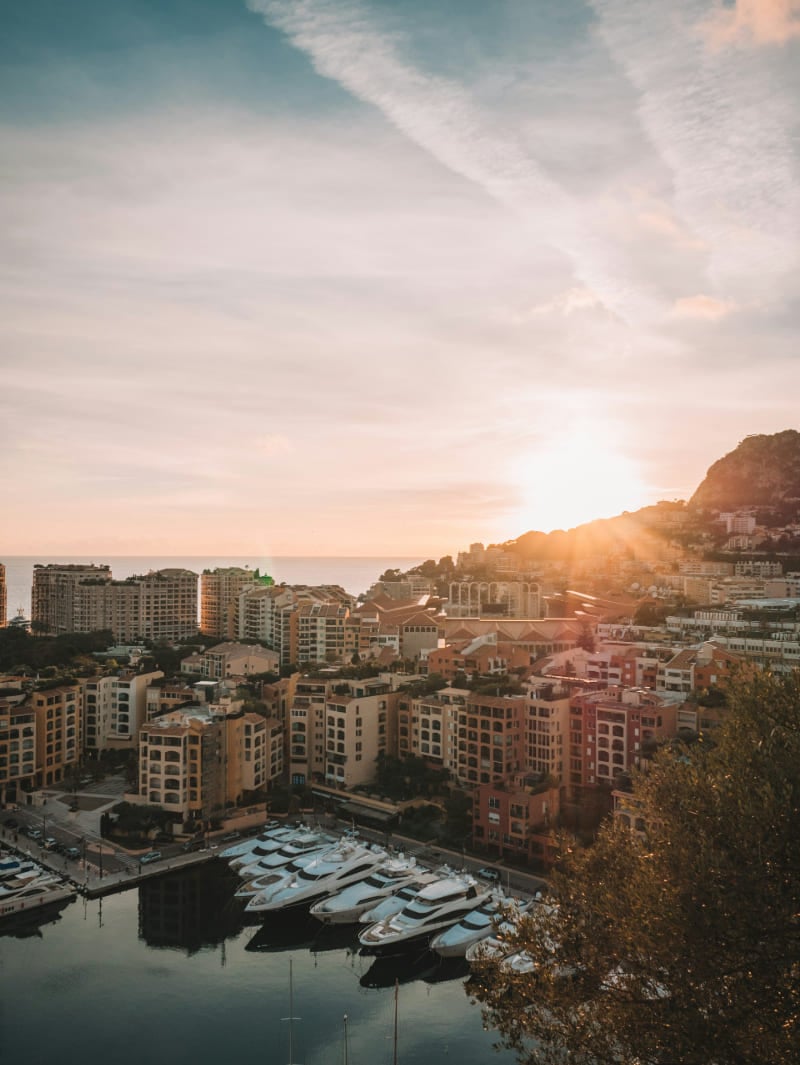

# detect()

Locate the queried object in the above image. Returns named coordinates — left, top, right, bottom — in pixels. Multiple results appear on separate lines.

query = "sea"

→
left=1, top=556, right=426, bottom=624
left=0, top=863, right=517, bottom=1065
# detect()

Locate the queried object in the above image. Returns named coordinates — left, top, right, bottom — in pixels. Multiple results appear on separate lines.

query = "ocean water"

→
left=1, top=556, right=425, bottom=623
left=0, top=863, right=516, bottom=1065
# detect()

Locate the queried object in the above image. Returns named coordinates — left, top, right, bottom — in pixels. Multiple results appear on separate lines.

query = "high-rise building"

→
left=31, top=563, right=112, bottom=635
left=0, top=562, right=6, bottom=627
left=200, top=567, right=264, bottom=639
left=32, top=564, right=198, bottom=642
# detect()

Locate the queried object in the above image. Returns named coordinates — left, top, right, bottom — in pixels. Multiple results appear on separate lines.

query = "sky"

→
left=1, top=0, right=798, bottom=557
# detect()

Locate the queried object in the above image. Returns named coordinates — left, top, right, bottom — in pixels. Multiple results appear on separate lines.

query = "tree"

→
left=469, top=669, right=800, bottom=1065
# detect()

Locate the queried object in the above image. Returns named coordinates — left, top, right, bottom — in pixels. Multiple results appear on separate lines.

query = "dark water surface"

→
left=0, top=864, right=516, bottom=1065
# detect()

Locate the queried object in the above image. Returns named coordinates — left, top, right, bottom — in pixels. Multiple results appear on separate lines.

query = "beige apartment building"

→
left=180, top=641, right=280, bottom=680
left=286, top=677, right=331, bottom=786
left=83, top=669, right=164, bottom=751
left=0, top=700, right=36, bottom=805
left=32, top=564, right=198, bottom=642
left=324, top=679, right=397, bottom=790
left=32, top=563, right=112, bottom=635
left=397, top=686, right=468, bottom=774
left=200, top=567, right=261, bottom=639
left=31, top=682, right=82, bottom=788
left=525, top=678, right=571, bottom=782
left=135, top=701, right=282, bottom=823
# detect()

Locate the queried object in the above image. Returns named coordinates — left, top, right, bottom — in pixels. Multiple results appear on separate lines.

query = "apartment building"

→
left=323, top=678, right=397, bottom=790
left=31, top=564, right=198, bottom=642
left=83, top=669, right=164, bottom=751
left=145, top=681, right=198, bottom=720
left=293, top=601, right=350, bottom=665
left=180, top=641, right=279, bottom=680
left=397, top=686, right=467, bottom=773
left=200, top=567, right=262, bottom=639
left=525, top=678, right=571, bottom=781
left=0, top=562, right=6, bottom=627
left=135, top=700, right=280, bottom=823
left=567, top=687, right=680, bottom=792
left=0, top=700, right=36, bottom=805
left=456, top=693, right=527, bottom=787
left=31, top=682, right=82, bottom=788
left=287, top=677, right=329, bottom=786
left=32, top=563, right=112, bottom=635
left=472, top=775, right=560, bottom=867
left=656, top=641, right=741, bottom=694
left=425, top=637, right=510, bottom=683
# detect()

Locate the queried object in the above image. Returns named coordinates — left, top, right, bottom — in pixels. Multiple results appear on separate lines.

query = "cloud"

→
left=590, top=0, right=800, bottom=305
left=672, top=293, right=737, bottom=320
left=524, top=286, right=606, bottom=318
left=702, top=0, right=800, bottom=48
left=247, top=0, right=666, bottom=323
left=255, top=433, right=293, bottom=457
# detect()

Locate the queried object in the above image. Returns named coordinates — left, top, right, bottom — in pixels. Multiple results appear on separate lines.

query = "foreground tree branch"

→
left=468, top=669, right=800, bottom=1065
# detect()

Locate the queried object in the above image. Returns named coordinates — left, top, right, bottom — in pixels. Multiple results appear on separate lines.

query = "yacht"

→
left=0, top=864, right=56, bottom=898
left=358, top=872, right=492, bottom=955
left=218, top=820, right=285, bottom=860
left=357, top=868, right=452, bottom=926
left=430, top=892, right=532, bottom=959
left=233, top=827, right=334, bottom=878
left=245, top=838, right=388, bottom=915
left=235, top=849, right=323, bottom=899
left=0, top=876, right=76, bottom=921
left=309, top=854, right=425, bottom=925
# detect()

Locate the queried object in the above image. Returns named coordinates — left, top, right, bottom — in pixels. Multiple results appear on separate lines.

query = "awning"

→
left=337, top=801, right=398, bottom=824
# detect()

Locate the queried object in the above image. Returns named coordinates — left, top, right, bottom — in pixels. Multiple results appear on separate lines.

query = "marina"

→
left=0, top=855, right=520, bottom=1065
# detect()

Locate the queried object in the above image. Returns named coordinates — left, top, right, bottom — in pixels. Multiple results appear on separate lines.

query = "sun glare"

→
left=510, top=433, right=648, bottom=535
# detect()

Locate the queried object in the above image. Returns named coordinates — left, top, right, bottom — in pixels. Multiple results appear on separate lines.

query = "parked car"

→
left=140, top=851, right=162, bottom=865
left=26, top=827, right=43, bottom=840
left=477, top=866, right=501, bottom=883
left=66, top=846, right=81, bottom=860
left=220, top=831, right=240, bottom=843
left=43, top=837, right=59, bottom=850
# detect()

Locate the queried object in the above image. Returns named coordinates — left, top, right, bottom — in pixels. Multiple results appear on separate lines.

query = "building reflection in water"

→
left=138, top=863, right=245, bottom=953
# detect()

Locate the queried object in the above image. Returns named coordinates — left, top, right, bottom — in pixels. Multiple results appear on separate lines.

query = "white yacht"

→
left=235, top=849, right=323, bottom=899
left=245, top=838, right=388, bottom=915
left=430, top=892, right=532, bottom=959
left=358, top=872, right=492, bottom=955
left=234, top=827, right=334, bottom=878
left=0, top=864, right=56, bottom=898
left=309, top=854, right=424, bottom=925
left=0, top=876, right=75, bottom=921
left=358, top=868, right=452, bottom=926
left=218, top=820, right=285, bottom=860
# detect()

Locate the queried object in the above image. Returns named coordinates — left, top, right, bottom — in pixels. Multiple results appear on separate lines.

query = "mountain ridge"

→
left=502, top=430, right=800, bottom=560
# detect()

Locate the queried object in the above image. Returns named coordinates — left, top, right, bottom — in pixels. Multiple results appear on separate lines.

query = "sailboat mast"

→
left=393, top=979, right=399, bottom=1065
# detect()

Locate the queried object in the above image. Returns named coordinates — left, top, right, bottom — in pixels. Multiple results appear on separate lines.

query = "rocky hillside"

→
left=689, top=430, right=800, bottom=511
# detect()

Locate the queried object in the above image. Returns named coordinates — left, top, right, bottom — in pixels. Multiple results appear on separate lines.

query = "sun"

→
left=510, top=431, right=649, bottom=534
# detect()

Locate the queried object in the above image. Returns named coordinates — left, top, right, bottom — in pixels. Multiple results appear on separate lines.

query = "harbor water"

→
left=0, top=862, right=518, bottom=1065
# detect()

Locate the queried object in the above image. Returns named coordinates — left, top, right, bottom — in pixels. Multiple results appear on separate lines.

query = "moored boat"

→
left=430, top=892, right=532, bottom=959
left=246, top=837, right=388, bottom=915
left=309, top=853, right=424, bottom=925
left=358, top=872, right=492, bottom=955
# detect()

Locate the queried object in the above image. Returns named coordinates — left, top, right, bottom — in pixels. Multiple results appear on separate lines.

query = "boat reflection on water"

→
left=138, top=864, right=245, bottom=953
left=246, top=912, right=359, bottom=956
left=359, top=950, right=470, bottom=990
left=0, top=894, right=76, bottom=940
